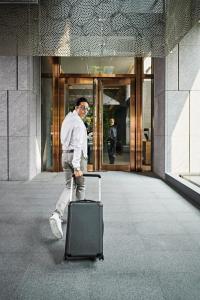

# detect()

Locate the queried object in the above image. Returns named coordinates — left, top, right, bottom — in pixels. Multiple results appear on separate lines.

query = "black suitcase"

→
left=64, top=174, right=104, bottom=261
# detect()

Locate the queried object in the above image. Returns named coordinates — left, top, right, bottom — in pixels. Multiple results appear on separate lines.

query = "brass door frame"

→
left=53, top=71, right=146, bottom=172
left=135, top=58, right=143, bottom=171
left=130, top=77, right=136, bottom=171
left=52, top=57, right=61, bottom=172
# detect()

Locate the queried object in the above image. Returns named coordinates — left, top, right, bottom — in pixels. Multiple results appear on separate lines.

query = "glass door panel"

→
left=41, top=77, right=53, bottom=171
left=100, top=79, right=134, bottom=170
left=142, top=79, right=152, bottom=171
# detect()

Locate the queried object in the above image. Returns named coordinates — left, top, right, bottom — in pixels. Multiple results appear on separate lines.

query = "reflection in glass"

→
left=142, top=79, right=151, bottom=170
left=41, top=77, right=53, bottom=171
left=143, top=57, right=152, bottom=74
left=60, top=57, right=135, bottom=74
left=102, top=83, right=130, bottom=165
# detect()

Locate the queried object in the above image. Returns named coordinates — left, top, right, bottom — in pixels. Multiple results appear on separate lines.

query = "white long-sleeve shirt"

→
left=61, top=110, right=87, bottom=169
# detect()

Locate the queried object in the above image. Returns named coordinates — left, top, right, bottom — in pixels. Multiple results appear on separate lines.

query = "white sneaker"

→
left=49, top=212, right=63, bottom=239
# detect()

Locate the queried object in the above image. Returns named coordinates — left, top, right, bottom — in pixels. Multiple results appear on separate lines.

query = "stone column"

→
left=0, top=90, right=9, bottom=180
left=0, top=57, right=17, bottom=180
left=0, top=56, right=41, bottom=181
left=153, top=58, right=165, bottom=179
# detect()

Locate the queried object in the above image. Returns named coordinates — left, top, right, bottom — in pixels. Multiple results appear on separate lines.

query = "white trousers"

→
left=55, top=152, right=87, bottom=217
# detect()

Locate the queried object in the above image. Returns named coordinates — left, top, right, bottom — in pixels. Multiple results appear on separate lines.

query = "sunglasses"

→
left=79, top=105, right=90, bottom=112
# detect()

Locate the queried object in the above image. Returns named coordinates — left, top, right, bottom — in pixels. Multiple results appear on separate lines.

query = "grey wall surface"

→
left=154, top=23, right=200, bottom=178
left=165, top=23, right=200, bottom=175
left=0, top=91, right=8, bottom=180
left=0, top=56, right=41, bottom=180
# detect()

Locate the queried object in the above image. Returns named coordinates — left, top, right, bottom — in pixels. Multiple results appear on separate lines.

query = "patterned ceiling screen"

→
left=0, top=0, right=38, bottom=3
left=191, top=0, right=200, bottom=25
left=0, top=0, right=198, bottom=57
left=166, top=0, right=191, bottom=53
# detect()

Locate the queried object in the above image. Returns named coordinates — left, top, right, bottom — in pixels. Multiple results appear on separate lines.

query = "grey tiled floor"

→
left=1, top=171, right=200, bottom=300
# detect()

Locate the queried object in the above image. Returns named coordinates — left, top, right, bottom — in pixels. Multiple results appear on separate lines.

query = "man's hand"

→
left=74, top=170, right=83, bottom=177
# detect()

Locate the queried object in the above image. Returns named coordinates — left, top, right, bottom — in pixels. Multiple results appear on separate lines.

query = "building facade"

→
left=0, top=1, right=200, bottom=201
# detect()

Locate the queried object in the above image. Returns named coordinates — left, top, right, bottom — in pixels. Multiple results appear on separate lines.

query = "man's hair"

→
left=75, top=97, right=89, bottom=107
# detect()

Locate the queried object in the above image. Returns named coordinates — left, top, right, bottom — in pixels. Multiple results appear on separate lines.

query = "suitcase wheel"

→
left=97, top=254, right=104, bottom=261
left=90, top=257, right=97, bottom=262
left=64, top=254, right=71, bottom=261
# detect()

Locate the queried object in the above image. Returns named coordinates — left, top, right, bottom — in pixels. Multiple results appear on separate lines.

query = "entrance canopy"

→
left=0, top=0, right=199, bottom=57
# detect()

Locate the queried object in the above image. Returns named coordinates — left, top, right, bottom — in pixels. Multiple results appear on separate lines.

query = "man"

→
left=49, top=97, right=89, bottom=239
left=107, top=118, right=117, bottom=164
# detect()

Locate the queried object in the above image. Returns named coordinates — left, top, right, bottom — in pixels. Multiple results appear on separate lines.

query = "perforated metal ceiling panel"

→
left=0, top=0, right=199, bottom=57
left=0, top=0, right=38, bottom=3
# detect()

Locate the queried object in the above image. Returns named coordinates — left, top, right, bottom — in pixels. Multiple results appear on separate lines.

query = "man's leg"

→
left=55, top=167, right=73, bottom=217
left=110, top=141, right=116, bottom=164
left=107, top=143, right=112, bottom=164
left=75, top=156, right=87, bottom=200
left=49, top=152, right=73, bottom=239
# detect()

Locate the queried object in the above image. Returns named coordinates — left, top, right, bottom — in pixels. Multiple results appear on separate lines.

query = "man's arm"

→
left=61, top=117, right=72, bottom=147
left=71, top=124, right=84, bottom=177
left=111, top=127, right=117, bottom=140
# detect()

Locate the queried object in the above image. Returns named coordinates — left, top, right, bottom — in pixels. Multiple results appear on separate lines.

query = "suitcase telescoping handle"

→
left=70, top=173, right=102, bottom=202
